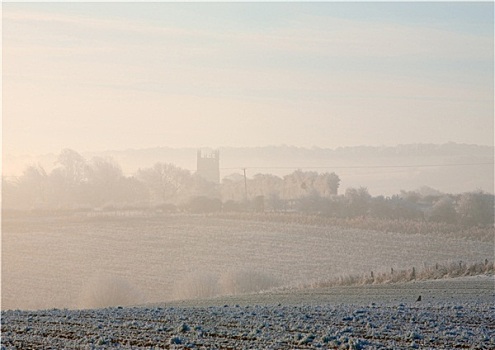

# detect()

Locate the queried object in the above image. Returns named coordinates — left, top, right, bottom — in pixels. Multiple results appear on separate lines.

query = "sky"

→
left=2, top=1, right=494, bottom=156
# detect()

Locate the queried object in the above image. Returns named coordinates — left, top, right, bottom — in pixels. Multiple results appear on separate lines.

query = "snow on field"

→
left=2, top=214, right=493, bottom=310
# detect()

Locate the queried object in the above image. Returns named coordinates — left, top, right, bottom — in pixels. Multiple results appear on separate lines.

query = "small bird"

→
left=416, top=295, right=422, bottom=302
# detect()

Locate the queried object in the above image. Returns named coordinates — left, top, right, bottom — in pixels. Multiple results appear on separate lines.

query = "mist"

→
left=2, top=213, right=492, bottom=310
left=2, top=2, right=494, bottom=315
left=3, top=143, right=494, bottom=197
left=2, top=144, right=494, bottom=310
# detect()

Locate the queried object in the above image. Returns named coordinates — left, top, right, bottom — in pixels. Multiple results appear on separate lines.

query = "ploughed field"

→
left=2, top=213, right=492, bottom=311
left=2, top=278, right=495, bottom=349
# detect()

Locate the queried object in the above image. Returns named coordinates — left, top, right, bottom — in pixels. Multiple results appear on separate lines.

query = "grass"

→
left=306, top=260, right=494, bottom=289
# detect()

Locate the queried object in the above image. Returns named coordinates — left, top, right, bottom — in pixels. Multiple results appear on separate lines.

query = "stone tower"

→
left=197, top=149, right=220, bottom=184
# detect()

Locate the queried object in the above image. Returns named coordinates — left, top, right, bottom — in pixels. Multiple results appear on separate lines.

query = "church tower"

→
left=196, top=149, right=220, bottom=184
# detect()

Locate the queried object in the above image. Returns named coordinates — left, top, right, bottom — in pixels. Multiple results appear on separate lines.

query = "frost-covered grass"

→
left=2, top=214, right=493, bottom=310
left=304, top=260, right=494, bottom=289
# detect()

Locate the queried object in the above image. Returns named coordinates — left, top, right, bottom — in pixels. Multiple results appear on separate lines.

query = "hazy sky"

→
left=3, top=2, right=494, bottom=155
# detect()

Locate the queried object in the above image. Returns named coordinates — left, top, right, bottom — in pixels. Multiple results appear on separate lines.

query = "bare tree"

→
left=56, top=148, right=88, bottom=186
left=136, top=163, right=192, bottom=204
left=86, top=157, right=125, bottom=206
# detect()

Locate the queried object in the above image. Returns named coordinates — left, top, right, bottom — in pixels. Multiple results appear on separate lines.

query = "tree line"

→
left=3, top=148, right=493, bottom=227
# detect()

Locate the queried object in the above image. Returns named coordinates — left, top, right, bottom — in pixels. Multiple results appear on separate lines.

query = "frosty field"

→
left=2, top=213, right=493, bottom=311
left=2, top=277, right=495, bottom=349
left=2, top=296, right=494, bottom=349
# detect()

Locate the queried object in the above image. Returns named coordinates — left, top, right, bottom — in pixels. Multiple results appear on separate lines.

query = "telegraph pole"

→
left=243, top=168, right=248, bottom=201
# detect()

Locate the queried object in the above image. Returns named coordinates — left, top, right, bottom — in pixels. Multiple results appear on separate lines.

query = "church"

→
left=196, top=149, right=220, bottom=184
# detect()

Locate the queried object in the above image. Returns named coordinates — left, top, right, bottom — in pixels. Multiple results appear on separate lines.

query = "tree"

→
left=297, top=190, right=326, bottom=213
left=250, top=173, right=283, bottom=199
left=187, top=173, right=220, bottom=200
left=315, top=172, right=340, bottom=196
left=344, top=187, right=371, bottom=217
left=369, top=195, right=394, bottom=219
left=56, top=148, right=88, bottom=186
left=17, top=165, right=48, bottom=208
left=43, top=149, right=90, bottom=208
left=282, top=170, right=319, bottom=200
left=283, top=170, right=307, bottom=200
left=2, top=168, right=48, bottom=210
left=136, top=163, right=192, bottom=204
left=282, top=170, right=340, bottom=200
left=456, top=191, right=494, bottom=226
left=399, top=190, right=421, bottom=204
left=389, top=195, right=424, bottom=220
left=221, top=173, right=246, bottom=202
left=428, top=196, right=457, bottom=223
left=85, top=157, right=125, bottom=206
left=265, top=192, right=284, bottom=211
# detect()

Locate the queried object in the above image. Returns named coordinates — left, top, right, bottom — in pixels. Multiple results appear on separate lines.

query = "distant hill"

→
left=3, top=143, right=493, bottom=196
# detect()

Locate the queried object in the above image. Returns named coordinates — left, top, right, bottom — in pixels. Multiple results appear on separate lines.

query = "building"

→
left=197, top=149, right=220, bottom=184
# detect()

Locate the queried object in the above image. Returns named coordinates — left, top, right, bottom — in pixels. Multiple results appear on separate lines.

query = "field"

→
left=2, top=276, right=495, bottom=348
left=2, top=213, right=493, bottom=311
left=2, top=284, right=494, bottom=349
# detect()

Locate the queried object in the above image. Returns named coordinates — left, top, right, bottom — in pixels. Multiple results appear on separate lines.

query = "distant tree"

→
left=322, top=196, right=346, bottom=217
left=136, top=163, right=192, bottom=204
left=56, top=148, right=88, bottom=186
left=221, top=174, right=246, bottom=202
left=47, top=149, right=89, bottom=208
left=221, top=173, right=282, bottom=203
left=369, top=195, right=394, bottom=219
left=85, top=157, right=125, bottom=206
left=117, top=176, right=149, bottom=206
left=389, top=195, right=424, bottom=220
left=4, top=149, right=151, bottom=210
left=17, top=165, right=49, bottom=208
left=187, top=173, right=220, bottom=200
left=315, top=172, right=340, bottom=196
left=265, top=193, right=284, bottom=211
left=399, top=190, right=421, bottom=204
left=428, top=196, right=457, bottom=223
left=344, top=187, right=371, bottom=217
left=282, top=170, right=312, bottom=200
left=47, top=167, right=71, bottom=208
left=456, top=191, right=494, bottom=226
left=2, top=166, right=48, bottom=210
left=282, top=170, right=340, bottom=200
left=297, top=191, right=325, bottom=213
left=416, top=186, right=444, bottom=197
left=250, top=173, right=283, bottom=199
left=220, top=170, right=339, bottom=208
